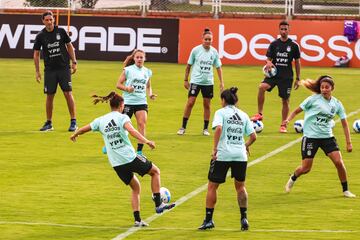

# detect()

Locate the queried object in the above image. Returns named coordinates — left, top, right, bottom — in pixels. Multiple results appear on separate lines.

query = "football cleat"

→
left=343, top=190, right=356, bottom=198
left=198, top=220, right=215, bottom=230
left=241, top=218, right=249, bottom=231
left=155, top=202, right=176, bottom=214
left=250, top=113, right=263, bottom=121
left=203, top=129, right=210, bottom=136
left=68, top=120, right=78, bottom=132
left=285, top=176, right=295, bottom=193
left=134, top=220, right=149, bottom=227
left=279, top=125, right=287, bottom=133
left=177, top=128, right=186, bottom=135
left=40, top=121, right=53, bottom=131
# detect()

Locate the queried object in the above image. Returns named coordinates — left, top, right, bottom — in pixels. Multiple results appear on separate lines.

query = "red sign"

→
left=179, top=19, right=360, bottom=67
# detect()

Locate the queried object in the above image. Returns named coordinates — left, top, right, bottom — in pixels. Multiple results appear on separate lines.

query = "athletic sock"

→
left=291, top=173, right=298, bottom=181
left=137, top=143, right=144, bottom=152
left=71, top=118, right=76, bottom=122
left=133, top=211, right=141, bottom=222
left=205, top=208, right=214, bottom=222
left=182, top=117, right=188, bottom=129
left=153, top=193, right=162, bottom=207
left=341, top=181, right=348, bottom=192
left=204, top=120, right=209, bottom=130
left=240, top=207, right=247, bottom=220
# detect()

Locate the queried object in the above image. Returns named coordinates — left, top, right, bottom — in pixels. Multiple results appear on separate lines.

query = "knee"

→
left=334, top=160, right=345, bottom=169
left=208, top=182, right=219, bottom=192
left=203, top=102, right=210, bottom=110
left=133, top=184, right=141, bottom=194
left=64, top=91, right=72, bottom=97
left=282, top=99, right=289, bottom=105
left=302, top=166, right=311, bottom=174
left=149, top=165, right=160, bottom=176
left=235, top=185, right=246, bottom=194
left=138, top=121, right=146, bottom=129
left=187, top=100, right=195, bottom=108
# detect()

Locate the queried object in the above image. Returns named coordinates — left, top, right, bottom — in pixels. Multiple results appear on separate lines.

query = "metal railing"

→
left=0, top=0, right=359, bottom=17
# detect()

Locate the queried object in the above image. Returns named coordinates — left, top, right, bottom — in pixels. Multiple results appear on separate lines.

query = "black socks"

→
left=205, top=208, right=214, bottom=222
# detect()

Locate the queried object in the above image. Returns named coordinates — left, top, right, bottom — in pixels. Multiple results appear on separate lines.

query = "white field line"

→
left=0, top=221, right=123, bottom=230
left=112, top=109, right=360, bottom=239
left=0, top=221, right=358, bottom=233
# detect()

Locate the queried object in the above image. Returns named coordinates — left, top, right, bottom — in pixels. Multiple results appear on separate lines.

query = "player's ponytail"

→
left=123, top=49, right=146, bottom=68
left=301, top=75, right=334, bottom=94
left=221, top=87, right=238, bottom=105
left=92, top=92, right=124, bottom=108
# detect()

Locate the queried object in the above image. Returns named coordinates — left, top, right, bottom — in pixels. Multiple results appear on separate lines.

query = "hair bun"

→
left=230, top=87, right=238, bottom=94
left=204, top=28, right=211, bottom=32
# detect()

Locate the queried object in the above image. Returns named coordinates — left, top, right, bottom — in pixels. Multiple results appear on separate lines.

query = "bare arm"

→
left=212, top=126, right=222, bottom=160
left=66, top=42, right=77, bottom=74
left=183, top=64, right=191, bottom=90
left=116, top=70, right=134, bottom=93
left=146, top=78, right=157, bottom=100
left=283, top=107, right=303, bottom=126
left=124, top=122, right=155, bottom=149
left=341, top=118, right=352, bottom=152
left=70, top=124, right=92, bottom=142
left=216, top=67, right=224, bottom=92
left=294, top=58, right=301, bottom=90
left=245, top=132, right=257, bottom=156
left=33, top=50, right=41, bottom=83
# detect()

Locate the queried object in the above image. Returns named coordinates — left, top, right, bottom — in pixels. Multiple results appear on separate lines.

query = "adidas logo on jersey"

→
left=227, top=113, right=243, bottom=125
left=104, top=119, right=120, bottom=132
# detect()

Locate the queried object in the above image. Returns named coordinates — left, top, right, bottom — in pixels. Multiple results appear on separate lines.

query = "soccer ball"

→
left=262, top=65, right=277, bottom=78
left=294, top=119, right=304, bottom=133
left=160, top=187, right=171, bottom=203
left=252, top=120, right=264, bottom=133
left=353, top=120, right=360, bottom=133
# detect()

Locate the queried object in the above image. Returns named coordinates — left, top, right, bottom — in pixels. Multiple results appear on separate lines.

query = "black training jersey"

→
left=33, top=26, right=71, bottom=71
left=266, top=38, right=300, bottom=79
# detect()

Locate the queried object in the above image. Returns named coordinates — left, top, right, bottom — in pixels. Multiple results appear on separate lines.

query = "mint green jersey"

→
left=188, top=45, right=222, bottom=86
left=123, top=64, right=152, bottom=105
left=300, top=94, right=346, bottom=138
left=212, top=105, right=255, bottom=162
left=90, top=111, right=137, bottom=167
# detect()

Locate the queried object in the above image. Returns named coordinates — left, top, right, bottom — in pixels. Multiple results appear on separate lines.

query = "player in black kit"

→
left=251, top=20, right=301, bottom=133
left=33, top=11, right=78, bottom=132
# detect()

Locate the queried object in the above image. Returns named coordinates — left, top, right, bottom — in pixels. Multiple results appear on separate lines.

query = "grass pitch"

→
left=0, top=59, right=359, bottom=240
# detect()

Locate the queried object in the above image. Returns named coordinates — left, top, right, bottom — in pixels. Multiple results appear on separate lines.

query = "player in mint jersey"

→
left=283, top=76, right=355, bottom=198
left=251, top=20, right=301, bottom=133
left=116, top=49, right=157, bottom=156
left=177, top=28, right=224, bottom=136
left=199, top=87, right=257, bottom=231
left=70, top=92, right=175, bottom=227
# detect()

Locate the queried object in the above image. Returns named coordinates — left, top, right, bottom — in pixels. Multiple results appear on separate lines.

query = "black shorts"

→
left=262, top=77, right=292, bottom=99
left=208, top=159, right=247, bottom=183
left=301, top=137, right=340, bottom=159
left=44, top=68, right=72, bottom=94
left=123, top=104, right=148, bottom=118
left=113, top=155, right=153, bottom=185
left=188, top=84, right=213, bottom=99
